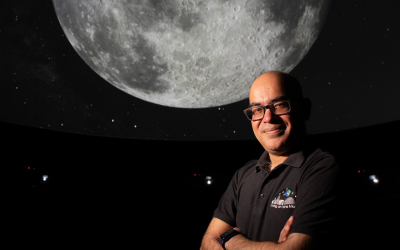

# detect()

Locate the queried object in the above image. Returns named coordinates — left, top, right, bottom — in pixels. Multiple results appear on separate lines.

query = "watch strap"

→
left=220, top=228, right=241, bottom=250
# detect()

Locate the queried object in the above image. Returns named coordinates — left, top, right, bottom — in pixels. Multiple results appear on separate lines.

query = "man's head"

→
left=247, top=71, right=311, bottom=156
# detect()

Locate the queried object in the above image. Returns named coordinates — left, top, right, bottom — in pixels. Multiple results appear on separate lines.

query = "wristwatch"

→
left=220, top=228, right=241, bottom=250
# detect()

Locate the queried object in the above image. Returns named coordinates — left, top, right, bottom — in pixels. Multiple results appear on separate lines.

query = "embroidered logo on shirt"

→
left=270, top=188, right=296, bottom=209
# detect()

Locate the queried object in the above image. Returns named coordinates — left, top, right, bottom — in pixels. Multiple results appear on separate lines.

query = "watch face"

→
left=220, top=228, right=235, bottom=239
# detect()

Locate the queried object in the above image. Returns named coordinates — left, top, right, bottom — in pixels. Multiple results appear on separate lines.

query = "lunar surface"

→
left=53, top=0, right=330, bottom=108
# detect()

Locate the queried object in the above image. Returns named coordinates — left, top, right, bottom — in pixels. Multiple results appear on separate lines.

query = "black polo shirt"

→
left=213, top=142, right=341, bottom=243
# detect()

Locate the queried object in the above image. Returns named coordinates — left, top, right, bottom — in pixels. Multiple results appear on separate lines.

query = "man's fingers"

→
left=278, top=226, right=289, bottom=242
left=287, top=216, right=294, bottom=225
left=278, top=216, right=294, bottom=243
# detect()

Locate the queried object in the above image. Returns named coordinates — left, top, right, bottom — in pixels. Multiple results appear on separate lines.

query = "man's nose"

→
left=262, top=108, right=273, bottom=123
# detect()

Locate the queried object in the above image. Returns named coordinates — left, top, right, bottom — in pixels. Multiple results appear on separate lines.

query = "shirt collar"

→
left=283, top=149, right=306, bottom=168
left=255, top=139, right=312, bottom=172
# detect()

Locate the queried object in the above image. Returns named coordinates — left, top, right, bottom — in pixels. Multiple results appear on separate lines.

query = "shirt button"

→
left=260, top=194, right=265, bottom=198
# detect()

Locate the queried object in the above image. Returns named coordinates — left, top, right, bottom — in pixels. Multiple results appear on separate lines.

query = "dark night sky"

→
left=1, top=0, right=399, bottom=140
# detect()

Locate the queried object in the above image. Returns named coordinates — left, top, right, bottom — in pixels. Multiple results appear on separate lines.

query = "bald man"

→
left=200, top=71, right=341, bottom=250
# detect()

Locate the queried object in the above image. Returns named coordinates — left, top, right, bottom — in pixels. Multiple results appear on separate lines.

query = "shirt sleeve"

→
left=289, top=156, right=341, bottom=238
left=213, top=160, right=257, bottom=227
left=212, top=171, right=239, bottom=227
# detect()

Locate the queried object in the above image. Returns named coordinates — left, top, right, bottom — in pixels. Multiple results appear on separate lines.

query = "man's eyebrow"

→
left=271, top=96, right=289, bottom=103
left=248, top=96, right=289, bottom=108
left=248, top=102, right=261, bottom=108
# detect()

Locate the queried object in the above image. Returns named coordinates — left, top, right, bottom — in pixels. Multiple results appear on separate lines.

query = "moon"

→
left=52, top=0, right=330, bottom=108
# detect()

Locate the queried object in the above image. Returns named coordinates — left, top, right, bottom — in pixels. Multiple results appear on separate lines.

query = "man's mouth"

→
left=264, top=127, right=283, bottom=134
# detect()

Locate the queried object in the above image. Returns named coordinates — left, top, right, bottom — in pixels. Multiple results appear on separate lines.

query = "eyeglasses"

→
left=243, top=100, right=291, bottom=121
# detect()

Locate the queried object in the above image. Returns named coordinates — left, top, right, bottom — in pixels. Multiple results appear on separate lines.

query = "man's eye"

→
left=274, top=102, right=288, bottom=108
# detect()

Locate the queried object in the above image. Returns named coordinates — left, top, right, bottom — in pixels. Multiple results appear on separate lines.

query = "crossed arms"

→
left=200, top=216, right=312, bottom=250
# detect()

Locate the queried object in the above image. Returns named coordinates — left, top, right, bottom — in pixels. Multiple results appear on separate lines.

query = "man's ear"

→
left=301, top=98, right=312, bottom=121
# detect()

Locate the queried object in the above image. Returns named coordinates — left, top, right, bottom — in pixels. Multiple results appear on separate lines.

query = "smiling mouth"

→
left=264, top=127, right=284, bottom=134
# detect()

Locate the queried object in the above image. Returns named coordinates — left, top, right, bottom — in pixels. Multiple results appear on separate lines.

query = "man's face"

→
left=249, top=73, right=305, bottom=156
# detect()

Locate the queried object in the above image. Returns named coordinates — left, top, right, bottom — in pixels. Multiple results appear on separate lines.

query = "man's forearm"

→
left=225, top=234, right=278, bottom=250
left=200, top=233, right=223, bottom=250
left=225, top=233, right=312, bottom=250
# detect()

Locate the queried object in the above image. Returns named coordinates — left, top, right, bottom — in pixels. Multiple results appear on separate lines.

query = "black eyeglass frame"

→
left=243, top=100, right=292, bottom=121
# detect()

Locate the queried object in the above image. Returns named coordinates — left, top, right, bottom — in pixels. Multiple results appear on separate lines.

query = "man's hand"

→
left=278, top=216, right=294, bottom=243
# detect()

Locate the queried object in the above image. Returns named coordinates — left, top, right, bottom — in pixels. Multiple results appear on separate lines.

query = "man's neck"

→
left=267, top=137, right=307, bottom=170
left=269, top=154, right=289, bottom=171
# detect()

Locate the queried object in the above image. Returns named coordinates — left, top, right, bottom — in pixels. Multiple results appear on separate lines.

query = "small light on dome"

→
left=42, top=175, right=49, bottom=182
left=369, top=175, right=379, bottom=184
left=205, top=176, right=213, bottom=185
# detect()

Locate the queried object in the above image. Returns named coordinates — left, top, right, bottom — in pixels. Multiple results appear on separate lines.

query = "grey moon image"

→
left=53, top=0, right=330, bottom=108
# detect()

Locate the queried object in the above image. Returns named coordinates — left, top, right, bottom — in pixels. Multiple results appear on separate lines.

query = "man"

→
left=200, top=71, right=341, bottom=249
